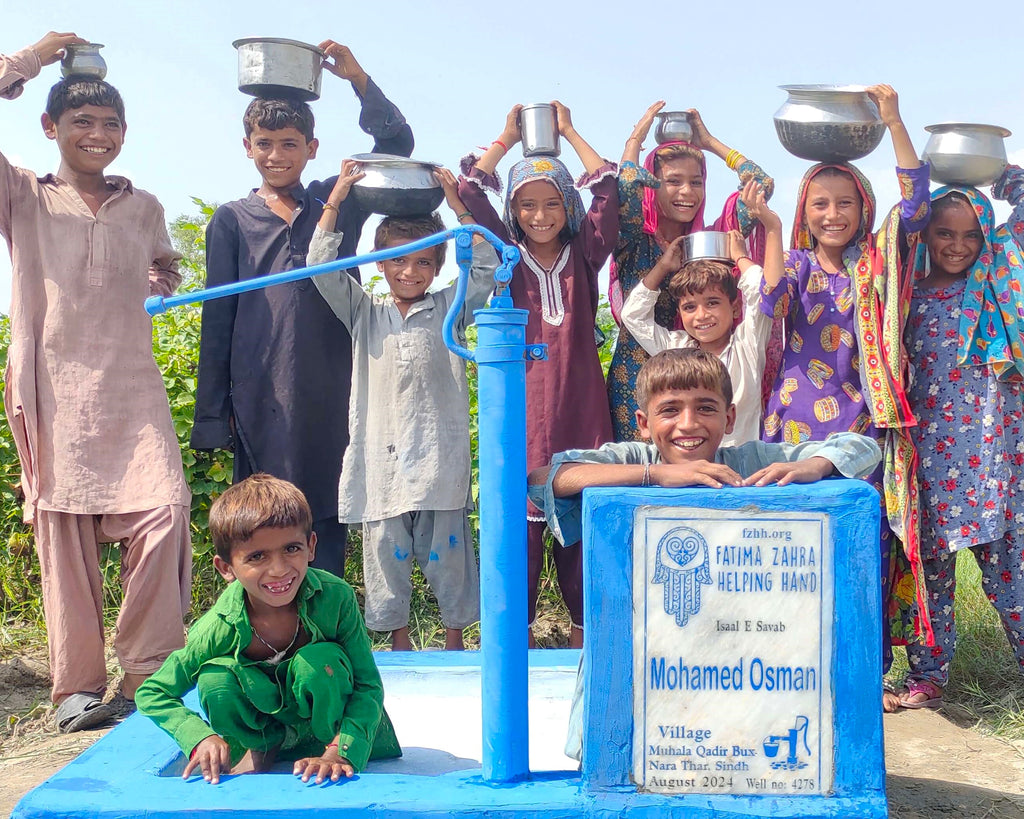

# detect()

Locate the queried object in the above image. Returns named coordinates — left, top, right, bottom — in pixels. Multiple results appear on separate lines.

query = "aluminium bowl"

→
left=233, top=37, right=325, bottom=101
left=654, top=111, right=693, bottom=145
left=682, top=231, right=733, bottom=263
left=922, top=122, right=1011, bottom=187
left=774, top=84, right=885, bottom=162
left=349, top=153, right=444, bottom=217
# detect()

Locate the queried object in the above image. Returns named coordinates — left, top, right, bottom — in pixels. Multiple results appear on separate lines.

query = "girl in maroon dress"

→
left=458, top=102, right=616, bottom=647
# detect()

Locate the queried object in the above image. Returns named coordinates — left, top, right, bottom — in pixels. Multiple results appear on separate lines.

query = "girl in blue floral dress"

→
left=901, top=182, right=1024, bottom=707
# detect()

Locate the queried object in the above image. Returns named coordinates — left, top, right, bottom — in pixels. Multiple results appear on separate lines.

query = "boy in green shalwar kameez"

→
left=136, top=474, right=400, bottom=784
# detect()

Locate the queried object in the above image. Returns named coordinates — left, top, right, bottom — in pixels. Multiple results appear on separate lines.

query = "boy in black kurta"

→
left=192, top=41, right=414, bottom=577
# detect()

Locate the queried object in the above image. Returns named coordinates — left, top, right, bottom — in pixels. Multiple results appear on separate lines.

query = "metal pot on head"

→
left=682, top=231, right=733, bottom=263
left=519, top=103, right=560, bottom=158
left=654, top=111, right=693, bottom=145
left=61, top=43, right=107, bottom=80
left=233, top=37, right=325, bottom=101
left=348, top=153, right=445, bottom=217
left=922, top=123, right=1011, bottom=187
left=774, top=85, right=885, bottom=163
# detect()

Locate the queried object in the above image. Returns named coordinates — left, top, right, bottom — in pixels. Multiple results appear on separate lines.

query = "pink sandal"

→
left=899, top=679, right=943, bottom=709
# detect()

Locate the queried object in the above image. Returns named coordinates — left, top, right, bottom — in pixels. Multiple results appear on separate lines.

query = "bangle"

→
left=734, top=255, right=752, bottom=266
left=322, top=202, right=339, bottom=213
left=641, top=463, right=651, bottom=487
left=725, top=150, right=744, bottom=171
left=326, top=742, right=339, bottom=751
left=455, top=211, right=472, bottom=222
left=491, top=139, right=508, bottom=153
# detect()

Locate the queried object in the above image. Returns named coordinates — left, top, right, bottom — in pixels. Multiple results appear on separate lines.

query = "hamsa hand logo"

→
left=652, top=525, right=712, bottom=627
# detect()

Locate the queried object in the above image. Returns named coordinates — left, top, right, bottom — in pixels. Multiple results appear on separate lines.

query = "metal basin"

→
left=922, top=122, right=1011, bottom=187
left=349, top=153, right=444, bottom=217
left=774, top=85, right=885, bottom=163
left=233, top=37, right=324, bottom=101
left=654, top=111, right=693, bottom=145
left=682, top=231, right=733, bottom=263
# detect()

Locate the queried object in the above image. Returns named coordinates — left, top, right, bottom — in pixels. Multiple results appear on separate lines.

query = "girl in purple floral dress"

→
left=900, top=184, right=1024, bottom=707
left=760, top=86, right=931, bottom=712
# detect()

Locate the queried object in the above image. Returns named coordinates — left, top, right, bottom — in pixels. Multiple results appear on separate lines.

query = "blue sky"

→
left=2, top=0, right=1021, bottom=312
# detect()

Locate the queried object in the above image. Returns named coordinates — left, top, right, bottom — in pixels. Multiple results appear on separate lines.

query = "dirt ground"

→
left=2, top=654, right=1023, bottom=819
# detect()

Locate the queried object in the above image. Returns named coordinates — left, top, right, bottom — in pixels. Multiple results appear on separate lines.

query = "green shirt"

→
left=136, top=568, right=385, bottom=770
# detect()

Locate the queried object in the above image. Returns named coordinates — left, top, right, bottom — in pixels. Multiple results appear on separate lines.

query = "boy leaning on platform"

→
left=136, top=474, right=400, bottom=785
left=527, top=348, right=883, bottom=759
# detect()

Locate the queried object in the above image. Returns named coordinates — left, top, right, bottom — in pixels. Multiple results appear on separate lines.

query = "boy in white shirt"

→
left=621, top=182, right=782, bottom=445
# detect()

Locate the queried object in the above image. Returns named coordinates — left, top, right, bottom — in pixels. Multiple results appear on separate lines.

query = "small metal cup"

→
left=519, top=103, right=560, bottom=158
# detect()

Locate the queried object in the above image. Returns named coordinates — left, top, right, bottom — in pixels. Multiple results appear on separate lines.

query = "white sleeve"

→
left=620, top=283, right=689, bottom=356
left=732, top=264, right=772, bottom=368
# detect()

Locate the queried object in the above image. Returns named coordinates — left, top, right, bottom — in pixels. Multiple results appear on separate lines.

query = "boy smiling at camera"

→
left=527, top=348, right=882, bottom=760
left=136, top=474, right=400, bottom=785
left=191, top=41, right=414, bottom=580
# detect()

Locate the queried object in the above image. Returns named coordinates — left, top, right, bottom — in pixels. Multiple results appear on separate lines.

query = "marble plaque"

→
left=632, top=507, right=834, bottom=796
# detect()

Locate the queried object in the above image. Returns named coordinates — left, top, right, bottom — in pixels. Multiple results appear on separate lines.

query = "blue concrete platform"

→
left=12, top=648, right=885, bottom=818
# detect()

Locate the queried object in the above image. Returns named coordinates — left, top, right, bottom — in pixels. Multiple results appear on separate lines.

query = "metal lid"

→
left=925, top=122, right=1012, bottom=138
left=232, top=37, right=325, bottom=56
left=350, top=153, right=441, bottom=168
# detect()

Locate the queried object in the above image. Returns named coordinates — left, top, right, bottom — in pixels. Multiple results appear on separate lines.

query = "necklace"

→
left=250, top=616, right=301, bottom=665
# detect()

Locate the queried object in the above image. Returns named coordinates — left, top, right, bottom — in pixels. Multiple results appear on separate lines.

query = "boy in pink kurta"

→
left=1, top=34, right=191, bottom=731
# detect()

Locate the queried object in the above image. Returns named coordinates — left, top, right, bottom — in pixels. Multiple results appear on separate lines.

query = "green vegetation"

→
left=1, top=204, right=1021, bottom=740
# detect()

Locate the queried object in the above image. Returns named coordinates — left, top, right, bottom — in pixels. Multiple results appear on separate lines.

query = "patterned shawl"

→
left=793, top=162, right=931, bottom=646
left=913, top=186, right=1024, bottom=382
left=502, top=156, right=584, bottom=242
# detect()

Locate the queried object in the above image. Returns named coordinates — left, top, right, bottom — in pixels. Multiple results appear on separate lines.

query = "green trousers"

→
left=197, top=642, right=400, bottom=763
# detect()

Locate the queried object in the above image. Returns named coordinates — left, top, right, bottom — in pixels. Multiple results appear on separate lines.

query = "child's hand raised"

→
left=294, top=751, right=355, bottom=784
left=319, top=41, right=368, bottom=87
left=865, top=84, right=902, bottom=128
left=685, top=109, right=714, bottom=150
left=31, top=31, right=88, bottom=66
left=499, top=104, right=524, bottom=149
left=629, top=100, right=666, bottom=146
left=551, top=100, right=576, bottom=137
left=740, top=179, right=781, bottom=233
left=182, top=734, right=232, bottom=784
left=726, top=230, right=748, bottom=264
left=433, top=168, right=466, bottom=214
left=741, top=456, right=834, bottom=487
left=331, top=159, right=365, bottom=199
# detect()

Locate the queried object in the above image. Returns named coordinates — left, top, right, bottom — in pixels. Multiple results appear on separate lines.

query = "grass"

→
left=3, top=529, right=1022, bottom=737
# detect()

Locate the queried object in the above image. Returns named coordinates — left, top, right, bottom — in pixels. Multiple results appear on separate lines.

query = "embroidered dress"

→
left=760, top=162, right=931, bottom=649
left=607, top=153, right=774, bottom=440
left=458, top=155, right=617, bottom=626
left=903, top=185, right=1024, bottom=686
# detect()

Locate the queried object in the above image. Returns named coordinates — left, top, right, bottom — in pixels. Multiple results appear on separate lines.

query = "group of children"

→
left=3, top=29, right=1024, bottom=780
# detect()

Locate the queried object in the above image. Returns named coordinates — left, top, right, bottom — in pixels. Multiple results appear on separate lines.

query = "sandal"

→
left=55, top=692, right=115, bottom=733
left=899, top=679, right=943, bottom=710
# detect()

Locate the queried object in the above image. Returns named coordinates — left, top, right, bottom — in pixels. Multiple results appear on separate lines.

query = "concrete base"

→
left=12, top=650, right=884, bottom=818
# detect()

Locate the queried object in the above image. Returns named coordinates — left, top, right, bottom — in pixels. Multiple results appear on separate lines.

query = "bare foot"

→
left=231, top=747, right=279, bottom=774
left=883, top=688, right=902, bottom=713
left=121, top=672, right=149, bottom=700
left=569, top=626, right=584, bottom=649
left=391, top=627, right=413, bottom=651
left=444, top=628, right=464, bottom=651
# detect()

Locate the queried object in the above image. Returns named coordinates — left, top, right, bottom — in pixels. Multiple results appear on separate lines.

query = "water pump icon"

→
left=762, top=715, right=810, bottom=771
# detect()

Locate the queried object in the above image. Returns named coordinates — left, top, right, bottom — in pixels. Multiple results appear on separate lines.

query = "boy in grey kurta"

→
left=309, top=166, right=496, bottom=650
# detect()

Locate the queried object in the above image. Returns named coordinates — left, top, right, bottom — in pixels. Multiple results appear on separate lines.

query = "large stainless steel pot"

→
left=922, top=122, right=1011, bottom=187
left=349, top=153, right=444, bottom=217
left=774, top=85, right=885, bottom=163
left=654, top=111, right=693, bottom=145
left=519, top=103, right=560, bottom=157
left=61, top=43, right=106, bottom=80
left=682, top=231, right=733, bottom=263
left=233, top=37, right=324, bottom=101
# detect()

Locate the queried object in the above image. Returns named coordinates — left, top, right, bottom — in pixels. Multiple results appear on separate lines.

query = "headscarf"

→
left=794, top=162, right=932, bottom=647
left=913, top=186, right=1024, bottom=382
left=502, top=156, right=584, bottom=243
